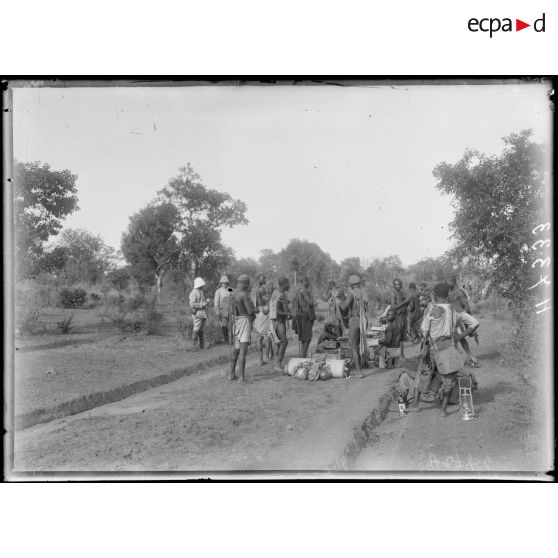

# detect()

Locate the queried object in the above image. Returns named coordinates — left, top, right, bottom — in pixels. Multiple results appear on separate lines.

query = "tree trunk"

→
left=155, top=272, right=162, bottom=298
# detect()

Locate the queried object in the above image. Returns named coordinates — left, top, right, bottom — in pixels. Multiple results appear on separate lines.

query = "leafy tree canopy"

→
left=55, top=228, right=114, bottom=284
left=121, top=201, right=181, bottom=291
left=433, top=129, right=549, bottom=310
left=14, top=161, right=79, bottom=276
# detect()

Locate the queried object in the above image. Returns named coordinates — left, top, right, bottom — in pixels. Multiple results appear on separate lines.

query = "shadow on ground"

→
left=474, top=381, right=515, bottom=404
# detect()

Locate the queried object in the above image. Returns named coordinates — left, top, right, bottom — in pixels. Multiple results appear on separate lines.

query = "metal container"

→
left=458, top=375, right=475, bottom=420
left=328, top=359, right=350, bottom=378
left=398, top=395, right=406, bottom=415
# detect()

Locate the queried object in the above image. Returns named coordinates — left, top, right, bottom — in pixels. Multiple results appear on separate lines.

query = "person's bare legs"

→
left=227, top=348, right=239, bottom=381
left=349, top=319, right=363, bottom=377
left=398, top=316, right=406, bottom=361
left=440, top=389, right=451, bottom=416
left=257, top=335, right=267, bottom=365
left=399, top=340, right=406, bottom=361
left=407, top=388, right=422, bottom=412
left=237, top=342, right=249, bottom=381
left=274, top=322, right=288, bottom=372
left=266, top=337, right=274, bottom=361
left=301, top=339, right=311, bottom=358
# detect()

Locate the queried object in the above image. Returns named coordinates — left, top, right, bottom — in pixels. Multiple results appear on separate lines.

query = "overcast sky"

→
left=12, top=82, right=552, bottom=266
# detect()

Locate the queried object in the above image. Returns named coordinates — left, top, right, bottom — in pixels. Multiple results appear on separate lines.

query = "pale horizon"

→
left=12, top=82, right=552, bottom=267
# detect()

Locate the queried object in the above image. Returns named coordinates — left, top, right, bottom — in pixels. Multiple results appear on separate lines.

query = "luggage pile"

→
left=284, top=354, right=350, bottom=380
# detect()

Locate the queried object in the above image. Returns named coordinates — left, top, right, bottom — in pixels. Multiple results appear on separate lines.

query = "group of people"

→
left=396, top=280, right=480, bottom=417
left=188, top=272, right=481, bottom=397
left=188, top=273, right=304, bottom=381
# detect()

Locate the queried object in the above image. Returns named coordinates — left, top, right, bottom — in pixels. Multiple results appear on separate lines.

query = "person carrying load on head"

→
left=227, top=274, right=256, bottom=382
left=189, top=277, right=209, bottom=349
left=251, top=272, right=274, bottom=366
left=214, top=275, right=232, bottom=343
left=271, top=277, right=291, bottom=373
left=408, top=282, right=479, bottom=417
left=337, top=274, right=368, bottom=378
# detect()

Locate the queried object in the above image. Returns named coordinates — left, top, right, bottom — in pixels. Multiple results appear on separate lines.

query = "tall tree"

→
left=56, top=228, right=114, bottom=284
left=259, top=249, right=280, bottom=279
left=433, top=129, right=549, bottom=313
left=407, top=256, right=454, bottom=284
left=13, top=161, right=79, bottom=276
left=339, top=257, right=362, bottom=284
left=228, top=257, right=260, bottom=282
left=121, top=202, right=181, bottom=293
left=366, top=255, right=405, bottom=288
left=278, top=239, right=337, bottom=291
left=158, top=163, right=247, bottom=279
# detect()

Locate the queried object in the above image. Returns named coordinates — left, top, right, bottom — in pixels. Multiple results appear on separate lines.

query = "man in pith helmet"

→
left=214, top=275, right=232, bottom=343
left=189, top=277, right=209, bottom=349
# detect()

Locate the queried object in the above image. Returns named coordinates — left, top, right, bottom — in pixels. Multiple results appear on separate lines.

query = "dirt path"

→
left=355, top=332, right=551, bottom=475
left=13, top=318, right=549, bottom=476
left=12, top=339, right=415, bottom=474
left=14, top=334, right=235, bottom=416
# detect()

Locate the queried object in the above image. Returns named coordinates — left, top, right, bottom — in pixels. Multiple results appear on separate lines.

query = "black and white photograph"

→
left=3, top=79, right=554, bottom=479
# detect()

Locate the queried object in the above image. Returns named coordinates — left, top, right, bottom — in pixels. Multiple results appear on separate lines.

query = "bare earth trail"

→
left=12, top=318, right=550, bottom=476
left=355, top=333, right=551, bottom=476
left=13, top=342, right=403, bottom=472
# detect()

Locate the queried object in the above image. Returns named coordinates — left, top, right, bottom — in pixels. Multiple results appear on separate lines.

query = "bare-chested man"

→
left=272, top=277, right=291, bottom=373
left=337, top=274, right=368, bottom=377
left=227, top=274, right=256, bottom=382
left=294, top=276, right=316, bottom=358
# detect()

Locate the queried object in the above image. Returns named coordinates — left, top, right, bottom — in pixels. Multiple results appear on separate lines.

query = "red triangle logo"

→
left=516, top=19, right=530, bottom=31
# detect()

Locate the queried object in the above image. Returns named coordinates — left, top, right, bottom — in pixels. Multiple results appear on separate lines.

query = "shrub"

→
left=57, top=313, right=74, bottom=334
left=125, top=293, right=146, bottom=312
left=16, top=307, right=45, bottom=336
left=107, top=268, right=131, bottom=291
left=89, top=292, right=101, bottom=301
left=15, top=279, right=56, bottom=308
left=116, top=313, right=144, bottom=333
left=176, top=309, right=193, bottom=341
left=15, top=280, right=51, bottom=335
left=144, top=300, right=164, bottom=335
left=500, top=304, right=550, bottom=383
left=175, top=310, right=223, bottom=345
left=59, top=287, right=87, bottom=308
